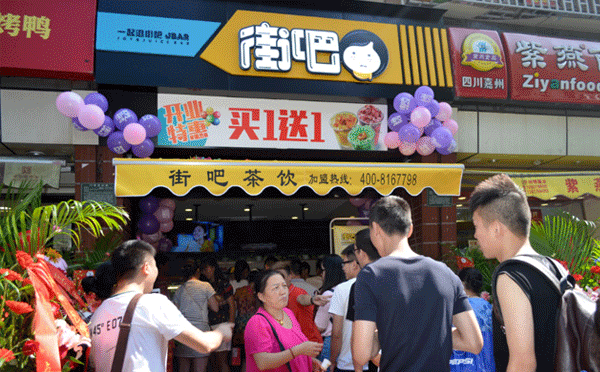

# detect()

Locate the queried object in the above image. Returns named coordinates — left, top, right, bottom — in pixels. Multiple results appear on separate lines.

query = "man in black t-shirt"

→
left=351, top=196, right=483, bottom=372
left=470, top=174, right=561, bottom=372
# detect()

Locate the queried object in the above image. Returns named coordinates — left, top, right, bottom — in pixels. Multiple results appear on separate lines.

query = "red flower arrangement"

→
left=591, top=266, right=600, bottom=275
left=0, top=349, right=15, bottom=363
left=6, top=300, right=34, bottom=315
left=22, top=340, right=39, bottom=356
left=0, top=269, right=23, bottom=282
left=572, top=274, right=584, bottom=282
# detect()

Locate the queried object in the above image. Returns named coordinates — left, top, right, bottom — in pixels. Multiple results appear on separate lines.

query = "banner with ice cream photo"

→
left=157, top=93, right=388, bottom=151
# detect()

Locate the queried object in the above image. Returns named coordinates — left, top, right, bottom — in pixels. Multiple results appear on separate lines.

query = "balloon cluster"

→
left=137, top=196, right=175, bottom=252
left=55, top=91, right=162, bottom=158
left=349, top=198, right=374, bottom=219
left=383, top=86, right=458, bottom=156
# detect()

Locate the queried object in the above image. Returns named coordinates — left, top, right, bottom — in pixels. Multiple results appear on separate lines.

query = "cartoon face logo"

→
left=340, top=30, right=388, bottom=82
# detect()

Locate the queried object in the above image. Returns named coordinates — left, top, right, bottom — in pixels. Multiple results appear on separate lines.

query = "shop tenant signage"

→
left=201, top=10, right=403, bottom=84
left=113, top=159, right=465, bottom=198
left=447, top=28, right=508, bottom=99
left=157, top=94, right=388, bottom=151
left=503, top=33, right=600, bottom=105
left=0, top=0, right=96, bottom=79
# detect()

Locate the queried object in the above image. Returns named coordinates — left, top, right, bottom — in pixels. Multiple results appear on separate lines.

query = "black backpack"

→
left=492, top=255, right=600, bottom=372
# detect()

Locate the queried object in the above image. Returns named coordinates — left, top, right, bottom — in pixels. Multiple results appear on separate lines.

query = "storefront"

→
left=61, top=0, right=467, bottom=283
left=447, top=27, right=600, bottom=246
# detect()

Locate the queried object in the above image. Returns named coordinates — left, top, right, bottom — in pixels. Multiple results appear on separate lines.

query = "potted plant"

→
left=0, top=181, right=129, bottom=371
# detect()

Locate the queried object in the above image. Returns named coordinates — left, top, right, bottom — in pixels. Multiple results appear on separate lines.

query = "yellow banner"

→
left=515, top=174, right=600, bottom=200
left=113, top=159, right=463, bottom=197
left=332, top=224, right=366, bottom=255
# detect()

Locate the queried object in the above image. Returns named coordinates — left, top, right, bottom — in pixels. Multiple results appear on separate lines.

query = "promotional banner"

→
left=0, top=0, right=96, bottom=80
left=157, top=94, right=388, bottom=151
left=113, top=159, right=465, bottom=198
left=447, top=28, right=508, bottom=99
left=332, top=225, right=365, bottom=255
left=514, top=173, right=600, bottom=200
left=503, top=33, right=600, bottom=105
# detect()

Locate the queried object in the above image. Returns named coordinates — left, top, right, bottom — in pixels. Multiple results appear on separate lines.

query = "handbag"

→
left=256, top=312, right=293, bottom=372
left=110, top=293, right=143, bottom=372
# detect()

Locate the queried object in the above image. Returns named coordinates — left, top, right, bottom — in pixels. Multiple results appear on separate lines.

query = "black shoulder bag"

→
left=256, top=312, right=294, bottom=372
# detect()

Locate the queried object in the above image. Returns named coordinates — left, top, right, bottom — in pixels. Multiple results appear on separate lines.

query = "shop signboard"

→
left=503, top=33, right=600, bottom=105
left=113, top=159, right=465, bottom=198
left=514, top=173, right=600, bottom=200
left=0, top=0, right=96, bottom=80
left=332, top=224, right=366, bottom=255
left=447, top=28, right=508, bottom=99
left=157, top=94, right=388, bottom=151
left=81, top=183, right=116, bottom=206
left=95, top=12, right=220, bottom=57
left=201, top=10, right=402, bottom=85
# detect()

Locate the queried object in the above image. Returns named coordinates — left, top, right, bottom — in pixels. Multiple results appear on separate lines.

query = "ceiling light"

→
left=456, top=204, right=463, bottom=207
left=541, top=203, right=548, bottom=206
left=303, top=207, right=309, bottom=211
left=244, top=208, right=250, bottom=212
left=458, top=196, right=466, bottom=200
left=291, top=216, right=298, bottom=220
left=185, top=217, right=193, bottom=221
left=550, top=197, right=557, bottom=200
left=185, top=208, right=192, bottom=212
left=491, top=159, right=497, bottom=163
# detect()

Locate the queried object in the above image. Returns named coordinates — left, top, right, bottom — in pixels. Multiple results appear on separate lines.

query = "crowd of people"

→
left=81, top=173, right=600, bottom=372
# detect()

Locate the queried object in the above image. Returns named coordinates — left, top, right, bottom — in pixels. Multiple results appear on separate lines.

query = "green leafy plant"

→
left=530, top=211, right=600, bottom=290
left=443, top=244, right=499, bottom=295
left=0, top=181, right=129, bottom=370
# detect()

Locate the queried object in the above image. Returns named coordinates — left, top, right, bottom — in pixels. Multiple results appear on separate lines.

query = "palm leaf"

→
left=530, top=211, right=600, bottom=274
left=0, top=182, right=129, bottom=267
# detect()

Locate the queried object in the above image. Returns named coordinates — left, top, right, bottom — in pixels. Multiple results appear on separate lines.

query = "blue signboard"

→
left=96, top=12, right=220, bottom=57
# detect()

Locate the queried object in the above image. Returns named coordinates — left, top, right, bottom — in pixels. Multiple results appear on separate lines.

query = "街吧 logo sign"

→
left=202, top=10, right=400, bottom=85
left=96, top=12, right=221, bottom=57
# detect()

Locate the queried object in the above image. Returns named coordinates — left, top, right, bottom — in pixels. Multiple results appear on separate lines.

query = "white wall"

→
left=1, top=89, right=98, bottom=146
left=567, top=116, right=600, bottom=157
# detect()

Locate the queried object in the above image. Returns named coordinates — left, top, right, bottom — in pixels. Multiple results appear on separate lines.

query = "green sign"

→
left=426, top=188, right=453, bottom=207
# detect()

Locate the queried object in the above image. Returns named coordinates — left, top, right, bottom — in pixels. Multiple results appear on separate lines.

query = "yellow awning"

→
left=113, top=159, right=464, bottom=197
left=511, top=173, right=600, bottom=200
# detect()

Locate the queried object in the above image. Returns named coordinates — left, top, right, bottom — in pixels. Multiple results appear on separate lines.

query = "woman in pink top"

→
left=244, top=270, right=325, bottom=372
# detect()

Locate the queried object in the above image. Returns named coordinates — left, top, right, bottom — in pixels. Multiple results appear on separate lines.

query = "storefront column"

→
left=410, top=153, right=458, bottom=260
left=75, top=145, right=130, bottom=252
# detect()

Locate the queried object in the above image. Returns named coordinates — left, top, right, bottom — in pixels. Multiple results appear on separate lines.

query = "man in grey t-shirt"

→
left=351, top=196, right=483, bottom=372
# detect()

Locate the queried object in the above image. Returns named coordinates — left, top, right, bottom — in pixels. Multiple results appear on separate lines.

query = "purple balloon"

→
left=132, top=138, right=155, bottom=158
left=409, top=98, right=419, bottom=114
left=414, top=86, right=435, bottom=105
left=388, top=112, right=410, bottom=132
left=157, top=237, right=173, bottom=252
left=423, top=119, right=442, bottom=137
left=84, top=93, right=109, bottom=113
left=437, top=139, right=457, bottom=155
left=138, top=214, right=160, bottom=235
left=93, top=115, right=115, bottom=137
left=113, top=108, right=138, bottom=131
left=398, top=124, right=421, bottom=143
left=72, top=117, right=88, bottom=131
left=107, top=131, right=132, bottom=154
left=139, top=195, right=160, bottom=215
left=426, top=99, right=439, bottom=118
left=431, top=127, right=453, bottom=149
left=139, top=115, right=162, bottom=138
left=392, top=92, right=413, bottom=114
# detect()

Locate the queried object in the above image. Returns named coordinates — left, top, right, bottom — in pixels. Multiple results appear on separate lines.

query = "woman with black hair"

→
left=244, top=270, right=324, bottom=372
left=172, top=261, right=220, bottom=372
left=314, top=255, right=344, bottom=363
left=231, top=259, right=251, bottom=294
left=200, top=256, right=236, bottom=372
left=450, top=268, right=495, bottom=372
